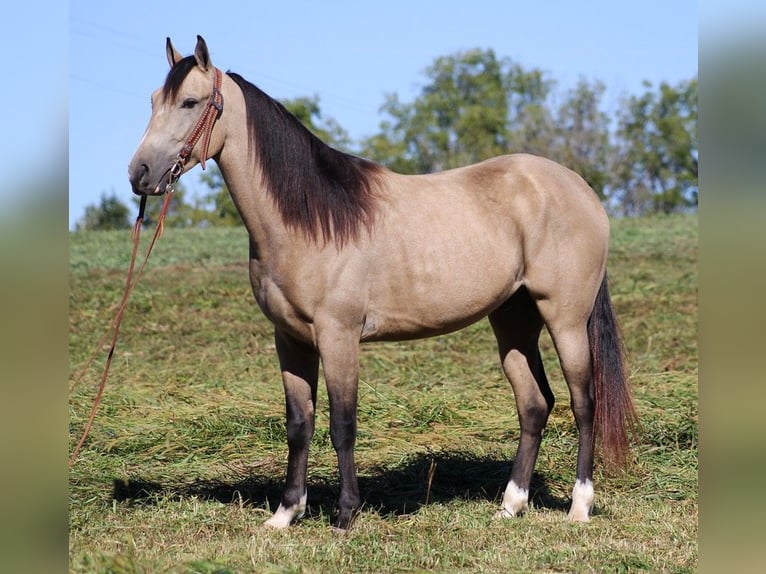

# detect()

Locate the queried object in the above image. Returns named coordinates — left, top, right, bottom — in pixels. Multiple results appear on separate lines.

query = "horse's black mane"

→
left=163, top=56, right=381, bottom=245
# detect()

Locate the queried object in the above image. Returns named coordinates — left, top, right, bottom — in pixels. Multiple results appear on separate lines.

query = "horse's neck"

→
left=215, top=152, right=289, bottom=264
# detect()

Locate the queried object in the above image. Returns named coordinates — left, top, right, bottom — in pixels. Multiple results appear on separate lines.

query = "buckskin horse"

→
left=128, top=36, right=636, bottom=530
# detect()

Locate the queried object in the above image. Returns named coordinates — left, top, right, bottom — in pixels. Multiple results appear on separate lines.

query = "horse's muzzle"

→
left=128, top=160, right=168, bottom=196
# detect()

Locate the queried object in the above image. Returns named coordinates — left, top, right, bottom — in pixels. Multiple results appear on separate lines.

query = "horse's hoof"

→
left=566, top=502, right=592, bottom=522
left=263, top=516, right=291, bottom=529
left=493, top=508, right=517, bottom=519
left=567, top=479, right=594, bottom=522
left=332, top=507, right=360, bottom=531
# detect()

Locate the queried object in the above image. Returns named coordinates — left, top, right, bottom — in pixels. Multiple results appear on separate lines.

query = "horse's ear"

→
left=194, top=35, right=212, bottom=71
left=166, top=37, right=183, bottom=69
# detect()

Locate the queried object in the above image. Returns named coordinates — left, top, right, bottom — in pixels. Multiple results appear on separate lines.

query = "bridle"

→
left=153, top=66, right=224, bottom=197
left=176, top=67, right=224, bottom=173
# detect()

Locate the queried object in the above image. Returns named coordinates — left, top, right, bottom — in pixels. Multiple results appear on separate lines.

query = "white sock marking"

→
left=495, top=480, right=529, bottom=518
left=264, top=491, right=307, bottom=529
left=567, top=478, right=594, bottom=522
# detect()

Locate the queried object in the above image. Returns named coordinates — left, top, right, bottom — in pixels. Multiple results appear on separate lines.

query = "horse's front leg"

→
left=319, top=328, right=362, bottom=531
left=264, top=329, right=319, bottom=528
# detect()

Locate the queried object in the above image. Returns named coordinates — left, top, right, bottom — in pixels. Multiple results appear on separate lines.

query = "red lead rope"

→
left=69, top=68, right=224, bottom=468
left=69, top=192, right=174, bottom=467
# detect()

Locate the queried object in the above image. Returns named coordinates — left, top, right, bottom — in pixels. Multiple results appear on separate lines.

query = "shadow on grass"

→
left=112, top=451, right=569, bottom=522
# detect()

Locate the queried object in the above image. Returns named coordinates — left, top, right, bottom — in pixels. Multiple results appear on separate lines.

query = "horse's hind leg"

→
left=264, top=329, right=319, bottom=528
left=537, top=308, right=596, bottom=522
left=489, top=287, right=554, bottom=518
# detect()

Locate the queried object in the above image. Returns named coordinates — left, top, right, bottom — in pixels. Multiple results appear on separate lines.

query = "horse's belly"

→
left=362, top=261, right=521, bottom=342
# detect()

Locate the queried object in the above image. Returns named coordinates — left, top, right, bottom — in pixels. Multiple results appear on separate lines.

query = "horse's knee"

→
left=286, top=421, right=312, bottom=451
left=330, top=416, right=357, bottom=451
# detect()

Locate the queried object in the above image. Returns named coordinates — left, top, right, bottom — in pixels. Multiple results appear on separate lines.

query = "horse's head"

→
left=129, top=36, right=223, bottom=195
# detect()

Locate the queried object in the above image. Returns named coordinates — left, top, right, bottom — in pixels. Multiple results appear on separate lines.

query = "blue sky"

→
left=68, top=0, right=700, bottom=229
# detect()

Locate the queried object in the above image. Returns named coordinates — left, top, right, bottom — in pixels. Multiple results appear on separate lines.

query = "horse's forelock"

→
left=161, top=56, right=198, bottom=103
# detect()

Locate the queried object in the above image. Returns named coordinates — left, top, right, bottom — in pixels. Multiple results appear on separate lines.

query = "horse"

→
left=128, top=36, right=637, bottom=531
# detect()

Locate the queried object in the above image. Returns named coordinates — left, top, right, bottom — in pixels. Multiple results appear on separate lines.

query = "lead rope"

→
left=69, top=192, right=174, bottom=467
left=69, top=68, right=223, bottom=468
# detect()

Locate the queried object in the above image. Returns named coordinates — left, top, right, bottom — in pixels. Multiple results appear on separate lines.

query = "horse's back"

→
left=382, top=153, right=609, bottom=270
left=459, top=153, right=606, bottom=222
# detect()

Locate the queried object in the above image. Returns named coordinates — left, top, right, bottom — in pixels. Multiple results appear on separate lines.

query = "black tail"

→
left=588, top=272, right=638, bottom=467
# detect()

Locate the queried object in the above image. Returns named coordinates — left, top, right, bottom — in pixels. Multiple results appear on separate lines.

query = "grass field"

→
left=69, top=213, right=697, bottom=573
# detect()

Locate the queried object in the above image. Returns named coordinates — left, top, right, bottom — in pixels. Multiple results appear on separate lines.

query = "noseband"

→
left=159, top=67, right=224, bottom=193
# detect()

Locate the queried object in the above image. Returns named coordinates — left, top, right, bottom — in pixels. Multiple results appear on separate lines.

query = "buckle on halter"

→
left=210, top=88, right=223, bottom=115
left=169, top=158, right=185, bottom=178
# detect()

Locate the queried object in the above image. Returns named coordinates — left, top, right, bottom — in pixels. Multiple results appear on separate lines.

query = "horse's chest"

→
left=251, top=272, right=315, bottom=343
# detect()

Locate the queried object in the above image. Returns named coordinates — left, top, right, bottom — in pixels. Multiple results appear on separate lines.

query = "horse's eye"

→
left=181, top=98, right=198, bottom=109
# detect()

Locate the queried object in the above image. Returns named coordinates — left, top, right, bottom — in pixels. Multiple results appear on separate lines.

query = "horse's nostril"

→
left=129, top=161, right=153, bottom=194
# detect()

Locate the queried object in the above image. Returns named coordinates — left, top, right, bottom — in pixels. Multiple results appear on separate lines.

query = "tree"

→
left=550, top=78, right=612, bottom=200
left=505, top=65, right=556, bottom=156
left=198, top=165, right=241, bottom=227
left=360, top=94, right=421, bottom=174
left=361, top=49, right=557, bottom=174
left=75, top=191, right=131, bottom=231
left=611, top=78, right=698, bottom=215
left=284, top=95, right=352, bottom=151
left=364, top=49, right=514, bottom=172
left=360, top=49, right=697, bottom=216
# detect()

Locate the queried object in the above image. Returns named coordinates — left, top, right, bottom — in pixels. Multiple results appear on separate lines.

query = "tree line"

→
left=76, top=48, right=697, bottom=231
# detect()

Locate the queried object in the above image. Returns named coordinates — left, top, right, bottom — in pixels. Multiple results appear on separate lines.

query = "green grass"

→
left=69, top=213, right=697, bottom=573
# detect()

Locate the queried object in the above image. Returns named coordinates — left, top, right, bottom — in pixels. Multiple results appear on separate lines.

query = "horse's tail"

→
left=588, top=272, right=638, bottom=468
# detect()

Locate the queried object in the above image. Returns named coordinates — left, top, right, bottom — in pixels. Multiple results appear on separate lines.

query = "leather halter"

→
left=164, top=67, right=224, bottom=189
